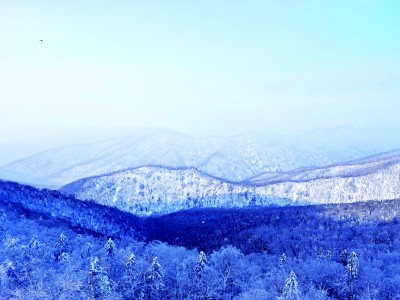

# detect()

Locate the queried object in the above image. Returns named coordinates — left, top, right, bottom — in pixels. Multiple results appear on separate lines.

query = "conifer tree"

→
left=89, top=257, right=111, bottom=299
left=281, top=271, right=300, bottom=300
left=279, top=252, right=287, bottom=266
left=122, top=253, right=138, bottom=298
left=57, top=233, right=68, bottom=247
left=125, top=253, right=136, bottom=276
left=346, top=252, right=359, bottom=280
left=55, top=233, right=69, bottom=260
left=345, top=252, right=359, bottom=300
left=146, top=257, right=164, bottom=299
left=194, top=251, right=208, bottom=277
left=28, top=235, right=39, bottom=250
left=105, top=238, right=115, bottom=257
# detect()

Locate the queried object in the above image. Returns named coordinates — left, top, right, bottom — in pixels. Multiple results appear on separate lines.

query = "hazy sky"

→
left=1, top=1, right=399, bottom=141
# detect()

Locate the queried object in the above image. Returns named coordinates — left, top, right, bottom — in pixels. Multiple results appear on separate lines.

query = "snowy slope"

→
left=2, top=126, right=400, bottom=187
left=245, top=149, right=400, bottom=185
left=60, top=166, right=285, bottom=216
left=61, top=153, right=400, bottom=216
left=254, top=153, right=400, bottom=205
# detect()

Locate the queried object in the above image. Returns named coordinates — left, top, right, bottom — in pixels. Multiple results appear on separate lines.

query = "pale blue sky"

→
left=1, top=1, right=399, bottom=141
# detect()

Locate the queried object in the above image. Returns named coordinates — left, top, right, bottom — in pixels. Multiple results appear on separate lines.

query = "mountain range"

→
left=2, top=126, right=400, bottom=188
left=61, top=150, right=400, bottom=216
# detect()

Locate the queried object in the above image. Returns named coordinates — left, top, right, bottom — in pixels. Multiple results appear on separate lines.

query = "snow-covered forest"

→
left=1, top=180, right=400, bottom=299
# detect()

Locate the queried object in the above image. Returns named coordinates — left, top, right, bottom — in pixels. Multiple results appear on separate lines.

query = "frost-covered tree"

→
left=345, top=252, right=359, bottom=300
left=192, top=251, right=210, bottom=300
left=281, top=271, right=300, bottom=300
left=326, top=250, right=332, bottom=260
left=28, top=235, right=39, bottom=249
left=88, top=257, right=111, bottom=299
left=54, top=233, right=69, bottom=260
left=210, top=246, right=244, bottom=298
left=56, top=233, right=68, bottom=248
left=279, top=252, right=287, bottom=266
left=25, top=234, right=39, bottom=256
left=81, top=242, right=93, bottom=258
left=121, top=253, right=139, bottom=298
left=105, top=238, right=115, bottom=257
left=341, top=249, right=349, bottom=266
left=139, top=289, right=146, bottom=300
left=125, top=253, right=136, bottom=276
left=194, top=251, right=208, bottom=277
left=148, top=257, right=163, bottom=285
left=146, top=256, right=164, bottom=299
left=317, top=247, right=324, bottom=258
left=346, top=252, right=359, bottom=280
left=58, top=252, right=69, bottom=263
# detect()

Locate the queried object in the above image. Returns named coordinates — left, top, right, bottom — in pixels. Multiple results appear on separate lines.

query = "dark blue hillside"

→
left=0, top=179, right=144, bottom=240
left=145, top=200, right=400, bottom=255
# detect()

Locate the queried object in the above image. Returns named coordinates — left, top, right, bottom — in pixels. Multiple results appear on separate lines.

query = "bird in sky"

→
left=39, top=39, right=43, bottom=42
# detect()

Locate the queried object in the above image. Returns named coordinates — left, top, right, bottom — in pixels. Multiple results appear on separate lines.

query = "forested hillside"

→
left=2, top=180, right=400, bottom=299
left=61, top=153, right=400, bottom=216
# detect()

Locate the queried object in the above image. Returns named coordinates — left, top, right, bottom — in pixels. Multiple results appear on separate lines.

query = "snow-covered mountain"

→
left=2, top=126, right=400, bottom=188
left=60, top=166, right=287, bottom=216
left=244, top=149, right=400, bottom=185
left=60, top=152, right=400, bottom=216
left=0, top=127, right=140, bottom=167
left=253, top=152, right=400, bottom=205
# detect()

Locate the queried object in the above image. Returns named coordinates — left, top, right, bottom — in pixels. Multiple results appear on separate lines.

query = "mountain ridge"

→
left=2, top=127, right=400, bottom=188
left=60, top=151, right=400, bottom=216
left=245, top=149, right=400, bottom=185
